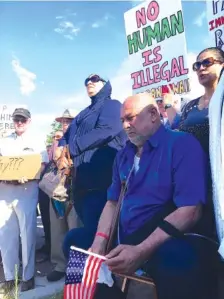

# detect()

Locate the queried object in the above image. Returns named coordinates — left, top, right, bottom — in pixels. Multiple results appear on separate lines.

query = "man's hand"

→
left=18, top=177, right=28, bottom=184
left=104, top=245, right=145, bottom=275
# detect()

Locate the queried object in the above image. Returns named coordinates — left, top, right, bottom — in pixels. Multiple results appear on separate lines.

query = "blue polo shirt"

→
left=107, top=125, right=208, bottom=237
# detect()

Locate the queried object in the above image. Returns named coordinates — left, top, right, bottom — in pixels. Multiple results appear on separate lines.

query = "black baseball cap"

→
left=12, top=108, right=31, bottom=119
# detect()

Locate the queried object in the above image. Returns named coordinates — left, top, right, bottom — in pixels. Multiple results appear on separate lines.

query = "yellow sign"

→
left=0, top=154, right=42, bottom=180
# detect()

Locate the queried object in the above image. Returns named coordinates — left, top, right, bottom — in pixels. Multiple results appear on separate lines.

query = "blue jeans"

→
left=63, top=190, right=107, bottom=258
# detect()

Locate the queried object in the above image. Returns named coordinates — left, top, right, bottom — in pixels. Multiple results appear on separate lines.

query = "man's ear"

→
left=148, top=105, right=159, bottom=122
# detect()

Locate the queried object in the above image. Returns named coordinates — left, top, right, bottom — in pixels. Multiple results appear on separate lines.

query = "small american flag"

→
left=64, top=247, right=105, bottom=299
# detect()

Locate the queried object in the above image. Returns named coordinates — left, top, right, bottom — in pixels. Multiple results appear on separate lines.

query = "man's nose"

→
left=123, top=120, right=130, bottom=130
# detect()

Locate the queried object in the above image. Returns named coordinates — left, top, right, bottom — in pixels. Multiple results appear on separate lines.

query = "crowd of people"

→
left=0, top=46, right=224, bottom=299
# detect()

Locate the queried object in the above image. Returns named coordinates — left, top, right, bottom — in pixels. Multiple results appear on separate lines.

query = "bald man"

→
left=86, top=93, right=218, bottom=299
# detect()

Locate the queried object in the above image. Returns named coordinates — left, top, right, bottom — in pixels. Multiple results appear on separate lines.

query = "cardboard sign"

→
left=0, top=154, right=42, bottom=180
left=207, top=0, right=224, bottom=51
left=124, top=0, right=190, bottom=98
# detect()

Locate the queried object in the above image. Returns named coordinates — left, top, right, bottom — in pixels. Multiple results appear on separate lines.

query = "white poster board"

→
left=207, top=0, right=224, bottom=50
left=0, top=105, right=27, bottom=138
left=124, top=0, right=190, bottom=98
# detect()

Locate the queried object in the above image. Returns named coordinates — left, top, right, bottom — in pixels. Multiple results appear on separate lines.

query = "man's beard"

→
left=129, top=135, right=147, bottom=147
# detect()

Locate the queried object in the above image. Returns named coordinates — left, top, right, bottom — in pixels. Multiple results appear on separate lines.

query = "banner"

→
left=207, top=0, right=224, bottom=50
left=124, top=0, right=190, bottom=98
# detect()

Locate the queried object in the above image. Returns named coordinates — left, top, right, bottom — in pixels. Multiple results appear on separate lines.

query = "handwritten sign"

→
left=0, top=154, right=42, bottom=180
left=124, top=0, right=190, bottom=98
left=207, top=0, right=224, bottom=50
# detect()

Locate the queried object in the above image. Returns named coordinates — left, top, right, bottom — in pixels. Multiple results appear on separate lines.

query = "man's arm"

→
left=73, top=101, right=123, bottom=156
left=91, top=200, right=117, bottom=254
left=91, top=154, right=122, bottom=254
left=135, top=133, right=207, bottom=259
left=136, top=205, right=202, bottom=260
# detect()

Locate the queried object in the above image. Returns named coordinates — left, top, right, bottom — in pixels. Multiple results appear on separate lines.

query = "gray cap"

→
left=12, top=108, right=31, bottom=119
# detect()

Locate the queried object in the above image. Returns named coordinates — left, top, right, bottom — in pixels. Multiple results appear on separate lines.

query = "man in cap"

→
left=46, top=109, right=81, bottom=282
left=0, top=108, right=49, bottom=293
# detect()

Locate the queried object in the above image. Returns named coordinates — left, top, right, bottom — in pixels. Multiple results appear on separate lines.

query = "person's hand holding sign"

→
left=162, top=84, right=181, bottom=111
left=161, top=84, right=181, bottom=128
left=18, top=177, right=28, bottom=184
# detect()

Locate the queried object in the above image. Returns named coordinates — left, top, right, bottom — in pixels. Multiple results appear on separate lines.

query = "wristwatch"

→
left=164, top=104, right=172, bottom=110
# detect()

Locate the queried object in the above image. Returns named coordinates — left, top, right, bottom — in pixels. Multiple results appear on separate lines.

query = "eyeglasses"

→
left=192, top=57, right=223, bottom=71
left=13, top=117, right=27, bottom=123
left=84, top=75, right=106, bottom=86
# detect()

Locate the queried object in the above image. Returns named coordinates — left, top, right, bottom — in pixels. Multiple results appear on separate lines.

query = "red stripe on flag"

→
left=90, top=258, right=104, bottom=299
left=86, top=256, right=99, bottom=298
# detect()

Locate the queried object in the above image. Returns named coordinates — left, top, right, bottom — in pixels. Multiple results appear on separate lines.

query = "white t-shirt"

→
left=134, top=155, right=140, bottom=174
left=0, top=131, right=49, bottom=164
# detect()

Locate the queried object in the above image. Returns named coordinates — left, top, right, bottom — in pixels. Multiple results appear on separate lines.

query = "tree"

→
left=46, top=120, right=62, bottom=145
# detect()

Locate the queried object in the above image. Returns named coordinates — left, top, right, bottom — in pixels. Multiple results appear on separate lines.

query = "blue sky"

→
left=0, top=0, right=210, bottom=140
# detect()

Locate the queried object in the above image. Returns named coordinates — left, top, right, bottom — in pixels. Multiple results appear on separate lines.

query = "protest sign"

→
left=0, top=154, right=42, bottom=180
left=124, top=0, right=190, bottom=98
left=0, top=105, right=27, bottom=138
left=207, top=0, right=224, bottom=50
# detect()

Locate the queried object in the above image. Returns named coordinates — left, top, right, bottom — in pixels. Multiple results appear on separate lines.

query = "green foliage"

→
left=46, top=121, right=62, bottom=145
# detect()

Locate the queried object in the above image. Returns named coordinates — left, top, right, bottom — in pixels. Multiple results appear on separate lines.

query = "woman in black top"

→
left=163, top=47, right=224, bottom=239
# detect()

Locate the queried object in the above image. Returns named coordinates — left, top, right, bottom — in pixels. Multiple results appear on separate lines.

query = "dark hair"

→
left=197, top=47, right=224, bottom=62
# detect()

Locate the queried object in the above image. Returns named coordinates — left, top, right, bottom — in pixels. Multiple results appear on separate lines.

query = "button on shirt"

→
left=107, top=125, right=208, bottom=238
left=0, top=132, right=49, bottom=164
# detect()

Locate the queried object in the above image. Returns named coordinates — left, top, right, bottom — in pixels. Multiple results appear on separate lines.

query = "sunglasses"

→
left=13, top=117, right=27, bottom=123
left=84, top=75, right=106, bottom=86
left=156, top=99, right=163, bottom=104
left=192, top=57, right=223, bottom=71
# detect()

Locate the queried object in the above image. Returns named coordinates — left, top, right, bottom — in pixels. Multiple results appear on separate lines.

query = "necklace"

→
left=198, top=96, right=210, bottom=109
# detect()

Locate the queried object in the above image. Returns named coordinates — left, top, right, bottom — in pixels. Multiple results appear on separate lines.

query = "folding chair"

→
left=118, top=273, right=158, bottom=299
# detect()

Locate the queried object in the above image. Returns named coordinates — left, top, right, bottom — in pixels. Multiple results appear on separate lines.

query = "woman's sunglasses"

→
left=192, top=57, right=223, bottom=71
left=13, top=117, right=27, bottom=123
left=84, top=75, right=106, bottom=86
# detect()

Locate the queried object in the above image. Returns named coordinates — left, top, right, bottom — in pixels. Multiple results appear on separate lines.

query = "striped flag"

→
left=64, top=247, right=105, bottom=299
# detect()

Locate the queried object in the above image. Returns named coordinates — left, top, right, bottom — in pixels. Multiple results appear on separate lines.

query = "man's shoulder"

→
left=0, top=132, right=15, bottom=142
left=165, top=129, right=202, bottom=152
left=3, top=132, right=15, bottom=138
